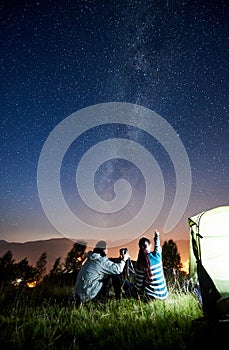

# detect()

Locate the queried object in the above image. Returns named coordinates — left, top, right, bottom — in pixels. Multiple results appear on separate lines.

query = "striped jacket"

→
left=134, top=236, right=168, bottom=300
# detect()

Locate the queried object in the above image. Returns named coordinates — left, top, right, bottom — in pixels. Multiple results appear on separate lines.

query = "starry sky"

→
left=1, top=0, right=228, bottom=245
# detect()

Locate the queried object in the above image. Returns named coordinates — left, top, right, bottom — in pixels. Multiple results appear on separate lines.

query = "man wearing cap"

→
left=74, top=240, right=130, bottom=303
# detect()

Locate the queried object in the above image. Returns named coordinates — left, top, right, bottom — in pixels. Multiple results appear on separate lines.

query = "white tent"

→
left=189, top=205, right=229, bottom=319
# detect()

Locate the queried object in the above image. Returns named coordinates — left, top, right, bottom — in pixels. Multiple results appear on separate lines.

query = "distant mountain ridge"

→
left=0, top=238, right=189, bottom=271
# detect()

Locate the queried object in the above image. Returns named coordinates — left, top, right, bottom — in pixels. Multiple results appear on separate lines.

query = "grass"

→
left=0, top=283, right=204, bottom=350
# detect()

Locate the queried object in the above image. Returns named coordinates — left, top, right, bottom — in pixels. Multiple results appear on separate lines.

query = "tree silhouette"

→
left=44, top=242, right=88, bottom=287
left=43, top=257, right=64, bottom=286
left=64, top=241, right=87, bottom=273
left=162, top=239, right=182, bottom=277
left=35, top=252, right=47, bottom=282
left=0, top=250, right=16, bottom=286
left=0, top=251, right=37, bottom=286
left=50, top=257, right=63, bottom=276
left=63, top=241, right=87, bottom=285
left=16, top=258, right=36, bottom=284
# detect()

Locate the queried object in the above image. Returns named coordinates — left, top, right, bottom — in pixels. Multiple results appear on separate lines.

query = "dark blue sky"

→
left=1, top=0, right=228, bottom=244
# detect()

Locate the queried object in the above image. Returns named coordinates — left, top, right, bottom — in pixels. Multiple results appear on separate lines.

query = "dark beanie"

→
left=95, top=240, right=107, bottom=250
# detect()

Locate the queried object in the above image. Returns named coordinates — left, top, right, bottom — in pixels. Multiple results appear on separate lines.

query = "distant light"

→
left=26, top=281, right=37, bottom=288
left=181, top=260, right=189, bottom=274
left=12, top=278, right=23, bottom=286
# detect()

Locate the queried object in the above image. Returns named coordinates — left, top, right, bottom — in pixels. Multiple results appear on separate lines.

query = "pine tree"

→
left=63, top=241, right=87, bottom=285
left=50, top=257, right=63, bottom=276
left=0, top=250, right=16, bottom=285
left=162, top=239, right=182, bottom=276
left=35, top=252, right=47, bottom=282
left=64, top=241, right=87, bottom=273
left=16, top=258, right=36, bottom=284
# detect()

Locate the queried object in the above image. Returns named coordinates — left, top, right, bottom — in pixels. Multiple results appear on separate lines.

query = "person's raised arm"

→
left=154, top=229, right=161, bottom=253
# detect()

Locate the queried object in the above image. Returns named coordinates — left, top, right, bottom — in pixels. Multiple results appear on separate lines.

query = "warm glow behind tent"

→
left=189, top=205, right=229, bottom=298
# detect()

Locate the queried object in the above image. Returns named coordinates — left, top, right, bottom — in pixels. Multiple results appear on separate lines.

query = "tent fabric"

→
left=189, top=205, right=229, bottom=320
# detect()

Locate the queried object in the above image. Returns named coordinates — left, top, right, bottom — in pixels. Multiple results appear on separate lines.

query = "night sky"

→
left=1, top=0, right=228, bottom=246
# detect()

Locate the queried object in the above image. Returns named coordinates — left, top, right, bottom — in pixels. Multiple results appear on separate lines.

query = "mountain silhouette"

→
left=0, top=237, right=189, bottom=271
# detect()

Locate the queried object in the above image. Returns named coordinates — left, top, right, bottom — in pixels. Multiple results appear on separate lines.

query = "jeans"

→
left=95, top=274, right=123, bottom=301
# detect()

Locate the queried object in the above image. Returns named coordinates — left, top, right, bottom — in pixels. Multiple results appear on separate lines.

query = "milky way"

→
left=0, top=0, right=228, bottom=244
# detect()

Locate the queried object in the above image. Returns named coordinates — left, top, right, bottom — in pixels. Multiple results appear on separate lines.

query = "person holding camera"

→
left=74, top=240, right=130, bottom=303
left=110, top=248, right=135, bottom=299
left=134, top=230, right=168, bottom=301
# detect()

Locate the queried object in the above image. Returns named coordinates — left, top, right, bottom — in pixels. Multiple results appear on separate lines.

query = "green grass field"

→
left=0, top=282, right=207, bottom=350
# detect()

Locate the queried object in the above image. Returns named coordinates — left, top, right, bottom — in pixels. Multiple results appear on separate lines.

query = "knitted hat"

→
left=95, top=240, right=107, bottom=250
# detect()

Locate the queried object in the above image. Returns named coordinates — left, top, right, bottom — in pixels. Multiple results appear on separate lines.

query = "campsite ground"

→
left=0, top=283, right=213, bottom=350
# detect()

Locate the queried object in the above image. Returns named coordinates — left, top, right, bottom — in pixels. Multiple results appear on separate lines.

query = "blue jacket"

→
left=75, top=251, right=126, bottom=302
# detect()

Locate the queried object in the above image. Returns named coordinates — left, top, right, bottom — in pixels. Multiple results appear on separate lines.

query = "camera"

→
left=120, top=248, right=128, bottom=256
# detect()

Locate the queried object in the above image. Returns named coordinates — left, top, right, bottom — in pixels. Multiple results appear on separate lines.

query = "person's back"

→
left=75, top=241, right=129, bottom=303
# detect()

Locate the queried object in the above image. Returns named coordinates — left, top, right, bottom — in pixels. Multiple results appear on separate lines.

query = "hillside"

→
left=0, top=237, right=189, bottom=271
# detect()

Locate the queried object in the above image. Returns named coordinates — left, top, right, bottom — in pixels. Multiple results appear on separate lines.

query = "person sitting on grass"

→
left=109, top=248, right=136, bottom=299
left=74, top=240, right=130, bottom=303
left=134, top=230, right=168, bottom=301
